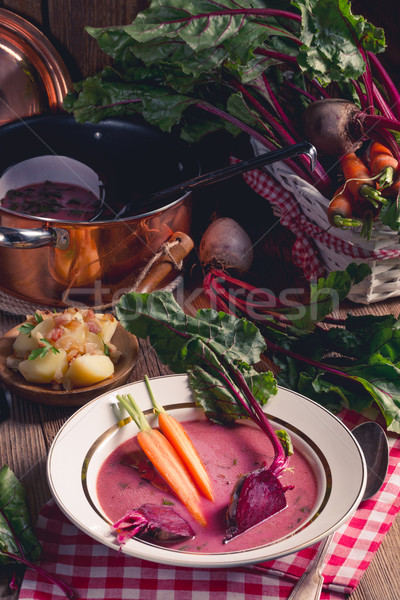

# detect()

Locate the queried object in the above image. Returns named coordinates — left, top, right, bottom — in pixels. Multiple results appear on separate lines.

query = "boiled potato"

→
left=63, top=353, right=114, bottom=388
left=13, top=316, right=55, bottom=358
left=31, top=316, right=56, bottom=338
left=63, top=319, right=87, bottom=343
left=85, top=331, right=105, bottom=352
left=95, top=313, right=118, bottom=343
left=13, top=331, right=39, bottom=358
left=11, top=308, right=121, bottom=389
left=18, top=348, right=68, bottom=384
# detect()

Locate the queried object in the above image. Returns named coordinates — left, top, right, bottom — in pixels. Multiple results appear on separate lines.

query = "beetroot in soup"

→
left=1, top=181, right=100, bottom=221
left=96, top=419, right=319, bottom=553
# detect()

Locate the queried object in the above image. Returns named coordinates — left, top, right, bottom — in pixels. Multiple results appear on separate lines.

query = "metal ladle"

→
left=287, top=421, right=389, bottom=600
left=92, top=141, right=316, bottom=221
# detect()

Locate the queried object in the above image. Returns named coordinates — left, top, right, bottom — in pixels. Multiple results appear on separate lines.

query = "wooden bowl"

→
left=0, top=323, right=139, bottom=406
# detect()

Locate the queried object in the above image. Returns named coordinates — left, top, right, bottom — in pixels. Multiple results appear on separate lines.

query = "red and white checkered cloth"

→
left=18, top=410, right=400, bottom=600
left=239, top=163, right=400, bottom=280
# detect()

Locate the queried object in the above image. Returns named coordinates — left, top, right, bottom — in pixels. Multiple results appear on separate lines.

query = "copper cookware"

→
left=0, top=114, right=197, bottom=307
left=0, top=8, right=71, bottom=125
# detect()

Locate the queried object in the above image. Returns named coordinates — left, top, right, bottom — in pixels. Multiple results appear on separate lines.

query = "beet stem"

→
left=2, top=551, right=75, bottom=599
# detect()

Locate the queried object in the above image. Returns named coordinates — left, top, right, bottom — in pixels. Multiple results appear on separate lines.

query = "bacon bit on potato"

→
left=49, top=327, right=65, bottom=342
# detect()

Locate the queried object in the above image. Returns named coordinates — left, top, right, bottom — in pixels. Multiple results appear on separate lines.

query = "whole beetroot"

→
left=199, top=217, right=253, bottom=273
left=303, top=99, right=364, bottom=156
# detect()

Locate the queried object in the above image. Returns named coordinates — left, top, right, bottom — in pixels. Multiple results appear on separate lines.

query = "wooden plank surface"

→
left=1, top=1, right=400, bottom=598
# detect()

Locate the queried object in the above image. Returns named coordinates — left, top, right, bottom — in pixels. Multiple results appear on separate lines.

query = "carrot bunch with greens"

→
left=340, top=152, right=384, bottom=207
left=327, top=185, right=363, bottom=230
left=368, top=141, right=400, bottom=196
left=144, top=375, right=214, bottom=502
left=329, top=151, right=394, bottom=239
left=116, top=392, right=207, bottom=527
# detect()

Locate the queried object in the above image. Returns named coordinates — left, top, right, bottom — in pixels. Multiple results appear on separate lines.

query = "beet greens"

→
left=65, top=0, right=400, bottom=221
left=203, top=264, right=400, bottom=433
left=0, top=465, right=74, bottom=598
left=115, top=291, right=292, bottom=538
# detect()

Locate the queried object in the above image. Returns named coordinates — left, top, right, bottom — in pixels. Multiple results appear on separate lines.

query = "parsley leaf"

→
left=18, top=322, right=35, bottom=336
left=100, top=336, right=110, bottom=356
left=28, top=339, right=59, bottom=360
left=18, top=312, right=44, bottom=337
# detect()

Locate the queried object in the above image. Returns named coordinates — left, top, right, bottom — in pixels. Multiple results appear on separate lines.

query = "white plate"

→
left=47, top=374, right=367, bottom=568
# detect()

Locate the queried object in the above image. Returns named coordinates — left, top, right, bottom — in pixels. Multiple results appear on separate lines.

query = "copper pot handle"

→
left=135, top=232, right=194, bottom=293
left=0, top=226, right=69, bottom=249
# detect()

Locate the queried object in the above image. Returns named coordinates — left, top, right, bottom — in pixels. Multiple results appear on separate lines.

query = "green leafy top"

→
left=116, top=291, right=276, bottom=423
left=0, top=466, right=74, bottom=597
left=294, top=0, right=385, bottom=84
left=28, top=339, right=60, bottom=361
left=18, top=312, right=43, bottom=337
left=65, top=0, right=385, bottom=138
left=0, top=465, right=41, bottom=566
left=284, top=263, right=371, bottom=331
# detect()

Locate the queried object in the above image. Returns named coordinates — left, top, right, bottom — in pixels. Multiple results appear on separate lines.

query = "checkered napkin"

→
left=236, top=161, right=400, bottom=280
left=18, top=410, right=400, bottom=600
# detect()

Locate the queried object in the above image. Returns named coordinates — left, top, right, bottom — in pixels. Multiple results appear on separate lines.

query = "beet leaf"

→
left=64, top=0, right=394, bottom=197
left=204, top=263, right=370, bottom=332
left=0, top=465, right=41, bottom=566
left=0, top=465, right=74, bottom=598
left=294, top=0, right=385, bottom=84
left=115, top=291, right=277, bottom=422
left=203, top=262, right=400, bottom=432
left=261, top=314, right=400, bottom=433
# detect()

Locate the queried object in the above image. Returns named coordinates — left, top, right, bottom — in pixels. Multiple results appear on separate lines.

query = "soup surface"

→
left=1, top=181, right=99, bottom=221
left=96, top=419, right=318, bottom=553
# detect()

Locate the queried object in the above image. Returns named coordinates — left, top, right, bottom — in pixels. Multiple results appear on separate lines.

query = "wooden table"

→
left=0, top=1, right=400, bottom=598
left=0, top=277, right=400, bottom=600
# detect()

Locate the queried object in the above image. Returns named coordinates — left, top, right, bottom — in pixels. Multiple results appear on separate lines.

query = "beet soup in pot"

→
left=0, top=114, right=198, bottom=307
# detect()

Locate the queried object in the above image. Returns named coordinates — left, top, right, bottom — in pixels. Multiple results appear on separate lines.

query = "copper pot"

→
left=0, top=114, right=197, bottom=307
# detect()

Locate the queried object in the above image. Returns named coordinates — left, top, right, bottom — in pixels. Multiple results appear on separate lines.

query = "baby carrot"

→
left=327, top=185, right=363, bottom=229
left=144, top=375, right=215, bottom=502
left=117, top=393, right=207, bottom=527
left=340, top=152, right=385, bottom=207
left=368, top=141, right=399, bottom=189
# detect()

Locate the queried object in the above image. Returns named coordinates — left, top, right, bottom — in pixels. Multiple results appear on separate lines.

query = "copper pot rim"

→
left=0, top=7, right=71, bottom=115
left=0, top=188, right=192, bottom=226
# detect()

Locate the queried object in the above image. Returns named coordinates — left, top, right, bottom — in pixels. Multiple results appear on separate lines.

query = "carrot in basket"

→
left=340, top=152, right=386, bottom=207
left=144, top=375, right=214, bottom=502
left=382, top=178, right=400, bottom=199
left=327, top=185, right=363, bottom=229
left=116, top=393, right=207, bottom=526
left=368, top=141, right=400, bottom=195
left=368, top=141, right=399, bottom=190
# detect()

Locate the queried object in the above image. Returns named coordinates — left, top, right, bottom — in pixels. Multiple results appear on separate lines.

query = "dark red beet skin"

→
left=113, top=503, right=195, bottom=544
left=302, top=98, right=363, bottom=156
left=224, top=467, right=293, bottom=542
left=138, top=504, right=195, bottom=542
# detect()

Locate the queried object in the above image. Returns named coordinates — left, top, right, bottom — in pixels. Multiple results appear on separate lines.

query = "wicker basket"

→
left=251, top=139, right=400, bottom=304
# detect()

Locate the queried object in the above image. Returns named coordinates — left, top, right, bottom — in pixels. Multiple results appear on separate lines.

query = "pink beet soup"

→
left=1, top=181, right=99, bottom=221
left=96, top=419, right=319, bottom=553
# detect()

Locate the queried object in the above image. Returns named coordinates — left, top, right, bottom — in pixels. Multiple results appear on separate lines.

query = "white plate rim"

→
left=47, top=373, right=367, bottom=568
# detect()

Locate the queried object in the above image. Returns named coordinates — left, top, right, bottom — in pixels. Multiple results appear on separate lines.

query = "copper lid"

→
left=0, top=8, right=72, bottom=126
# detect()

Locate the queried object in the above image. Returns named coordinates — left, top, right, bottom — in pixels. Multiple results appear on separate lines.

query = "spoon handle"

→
left=148, top=142, right=316, bottom=204
left=287, top=532, right=333, bottom=600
